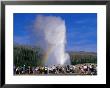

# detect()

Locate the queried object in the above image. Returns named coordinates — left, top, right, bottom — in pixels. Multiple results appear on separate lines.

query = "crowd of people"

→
left=14, top=64, right=97, bottom=75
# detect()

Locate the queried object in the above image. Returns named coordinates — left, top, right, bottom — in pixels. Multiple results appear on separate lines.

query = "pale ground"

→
left=14, top=63, right=97, bottom=76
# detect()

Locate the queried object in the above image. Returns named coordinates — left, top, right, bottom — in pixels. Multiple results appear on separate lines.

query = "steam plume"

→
left=34, top=15, right=70, bottom=66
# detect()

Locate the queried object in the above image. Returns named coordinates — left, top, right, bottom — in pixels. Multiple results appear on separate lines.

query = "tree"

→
left=14, top=45, right=43, bottom=67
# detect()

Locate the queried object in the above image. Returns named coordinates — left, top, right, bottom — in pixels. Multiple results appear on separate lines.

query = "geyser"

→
left=34, top=15, right=70, bottom=66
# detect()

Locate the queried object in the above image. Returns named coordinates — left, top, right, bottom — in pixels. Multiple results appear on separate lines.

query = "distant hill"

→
left=68, top=51, right=97, bottom=65
left=68, top=51, right=97, bottom=56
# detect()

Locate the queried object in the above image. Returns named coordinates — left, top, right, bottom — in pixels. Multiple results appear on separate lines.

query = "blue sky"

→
left=14, top=13, right=97, bottom=52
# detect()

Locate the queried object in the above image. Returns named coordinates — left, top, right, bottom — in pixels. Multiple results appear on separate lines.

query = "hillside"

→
left=68, top=51, right=97, bottom=65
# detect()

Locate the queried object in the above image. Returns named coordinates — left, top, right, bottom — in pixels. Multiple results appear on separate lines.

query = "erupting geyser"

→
left=34, top=15, right=70, bottom=66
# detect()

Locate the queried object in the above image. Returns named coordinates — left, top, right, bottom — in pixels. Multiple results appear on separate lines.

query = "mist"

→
left=33, top=15, right=70, bottom=66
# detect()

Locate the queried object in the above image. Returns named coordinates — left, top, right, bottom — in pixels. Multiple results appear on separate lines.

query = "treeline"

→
left=14, top=45, right=43, bottom=67
left=69, top=52, right=97, bottom=65
left=14, top=45, right=97, bottom=67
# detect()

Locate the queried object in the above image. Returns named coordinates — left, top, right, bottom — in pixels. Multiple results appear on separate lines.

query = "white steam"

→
left=34, top=15, right=70, bottom=66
